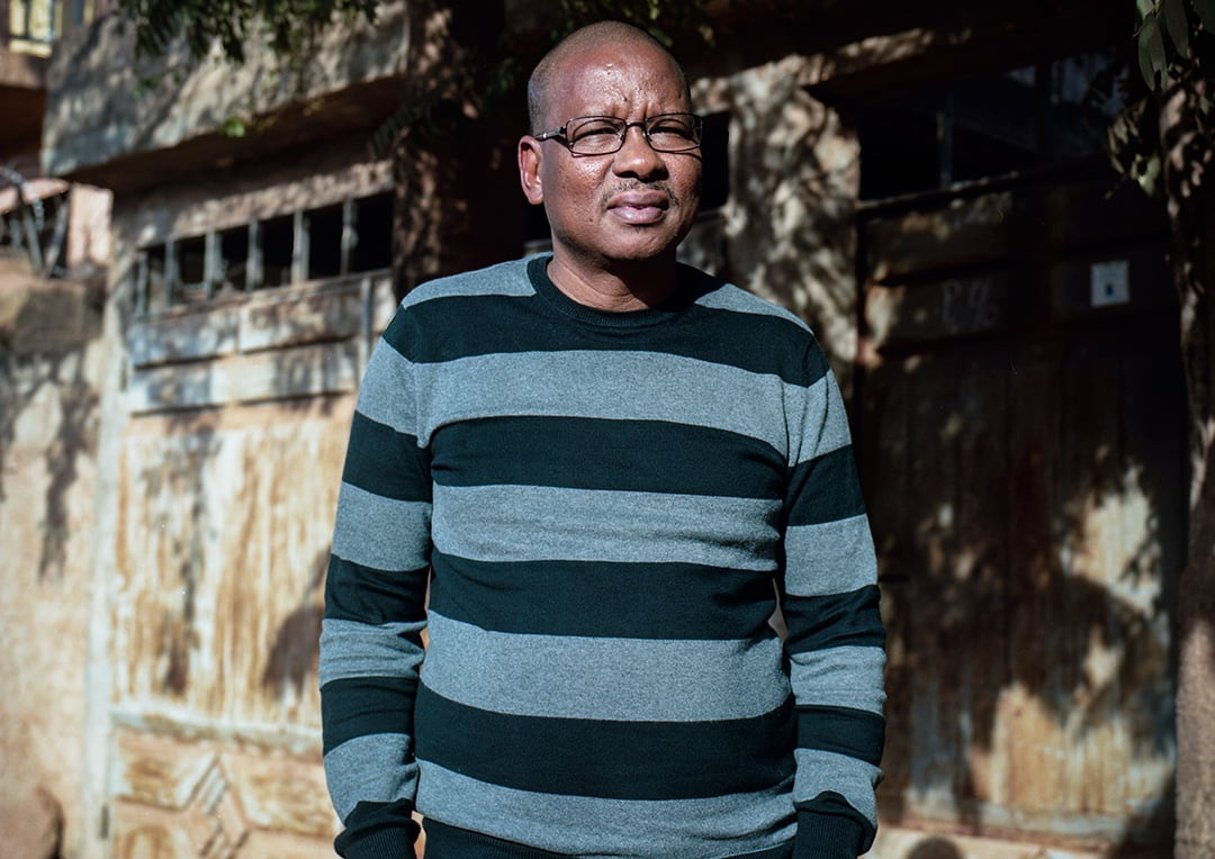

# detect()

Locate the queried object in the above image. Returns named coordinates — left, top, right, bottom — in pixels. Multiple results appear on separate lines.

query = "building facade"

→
left=2, top=1, right=1183, bottom=856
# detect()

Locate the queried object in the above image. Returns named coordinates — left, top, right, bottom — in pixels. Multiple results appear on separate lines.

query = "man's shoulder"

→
left=681, top=264, right=815, bottom=337
left=401, top=256, right=537, bottom=311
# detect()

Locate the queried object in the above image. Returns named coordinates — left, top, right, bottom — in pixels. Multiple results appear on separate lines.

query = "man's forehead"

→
left=548, top=41, right=688, bottom=107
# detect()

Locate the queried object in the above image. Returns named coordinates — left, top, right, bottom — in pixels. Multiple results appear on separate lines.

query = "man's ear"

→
left=518, top=136, right=545, bottom=206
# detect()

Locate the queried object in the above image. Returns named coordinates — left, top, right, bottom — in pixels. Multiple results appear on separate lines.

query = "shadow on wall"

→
left=261, top=547, right=330, bottom=700
left=865, top=262, right=1182, bottom=854
left=907, top=838, right=963, bottom=859
left=0, top=261, right=106, bottom=582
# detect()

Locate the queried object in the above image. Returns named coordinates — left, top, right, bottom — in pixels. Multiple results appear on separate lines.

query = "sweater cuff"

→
left=792, top=810, right=866, bottom=859
left=334, top=825, right=417, bottom=859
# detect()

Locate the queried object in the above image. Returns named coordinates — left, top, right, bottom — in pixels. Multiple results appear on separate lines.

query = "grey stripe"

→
left=792, top=748, right=880, bottom=827
left=356, top=339, right=417, bottom=435
left=422, top=611, right=788, bottom=722
left=693, top=282, right=811, bottom=332
left=402, top=257, right=536, bottom=308
left=431, top=483, right=781, bottom=569
left=318, top=618, right=426, bottom=687
left=783, top=514, right=877, bottom=597
left=414, top=350, right=796, bottom=453
left=790, top=645, right=886, bottom=715
left=324, top=733, right=418, bottom=821
left=788, top=374, right=853, bottom=466
left=415, top=761, right=796, bottom=859
left=331, top=482, right=431, bottom=571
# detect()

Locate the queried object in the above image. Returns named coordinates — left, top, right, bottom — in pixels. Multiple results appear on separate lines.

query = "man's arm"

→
left=782, top=340, right=887, bottom=858
left=320, top=312, right=432, bottom=859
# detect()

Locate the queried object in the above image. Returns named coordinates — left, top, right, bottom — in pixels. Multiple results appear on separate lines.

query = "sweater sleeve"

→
left=320, top=307, right=432, bottom=859
left=781, top=339, right=886, bottom=858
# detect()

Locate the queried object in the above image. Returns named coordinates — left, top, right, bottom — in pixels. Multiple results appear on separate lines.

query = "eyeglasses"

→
left=533, top=113, right=704, bottom=156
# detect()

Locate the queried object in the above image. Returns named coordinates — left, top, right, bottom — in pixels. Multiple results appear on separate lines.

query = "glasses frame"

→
left=533, top=113, right=705, bottom=156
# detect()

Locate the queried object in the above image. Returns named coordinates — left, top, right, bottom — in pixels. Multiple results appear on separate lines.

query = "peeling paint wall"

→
left=88, top=133, right=400, bottom=855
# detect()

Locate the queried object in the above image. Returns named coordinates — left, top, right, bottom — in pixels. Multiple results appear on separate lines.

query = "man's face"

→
left=519, top=41, right=703, bottom=269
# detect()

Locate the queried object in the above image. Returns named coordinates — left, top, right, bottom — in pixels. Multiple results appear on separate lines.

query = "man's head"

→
left=518, top=22, right=702, bottom=273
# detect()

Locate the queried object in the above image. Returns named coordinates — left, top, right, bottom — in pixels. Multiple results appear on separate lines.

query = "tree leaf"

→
left=1163, top=0, right=1191, bottom=57
left=1193, top=0, right=1215, bottom=33
left=1139, top=12, right=1162, bottom=89
left=1139, top=12, right=1169, bottom=90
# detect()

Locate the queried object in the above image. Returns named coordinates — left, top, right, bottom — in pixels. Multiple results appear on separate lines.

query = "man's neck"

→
left=546, top=252, right=679, bottom=313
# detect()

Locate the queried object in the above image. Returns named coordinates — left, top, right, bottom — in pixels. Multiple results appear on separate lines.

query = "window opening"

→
left=858, top=49, right=1127, bottom=201
left=350, top=192, right=392, bottom=273
left=306, top=203, right=344, bottom=280
left=260, top=214, right=294, bottom=288
left=218, top=225, right=249, bottom=292
left=144, top=244, right=167, bottom=313
left=134, top=190, right=398, bottom=313
left=164, top=235, right=207, bottom=305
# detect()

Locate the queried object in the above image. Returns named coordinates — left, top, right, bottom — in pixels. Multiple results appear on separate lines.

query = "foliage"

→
left=117, top=0, right=379, bottom=64
left=1109, top=0, right=1214, bottom=195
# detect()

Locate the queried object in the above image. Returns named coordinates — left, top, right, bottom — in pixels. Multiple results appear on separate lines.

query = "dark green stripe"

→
left=341, top=411, right=431, bottom=501
left=324, top=555, right=429, bottom=625
left=781, top=586, right=885, bottom=654
left=321, top=676, right=417, bottom=752
left=797, top=706, right=886, bottom=767
left=383, top=279, right=824, bottom=389
left=415, top=680, right=797, bottom=801
left=430, top=552, right=777, bottom=639
left=431, top=416, right=784, bottom=498
left=414, top=684, right=795, bottom=800
left=422, top=819, right=567, bottom=859
left=785, top=446, right=865, bottom=527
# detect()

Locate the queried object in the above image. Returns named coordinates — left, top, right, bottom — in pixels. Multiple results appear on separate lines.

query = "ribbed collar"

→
left=527, top=254, right=696, bottom=330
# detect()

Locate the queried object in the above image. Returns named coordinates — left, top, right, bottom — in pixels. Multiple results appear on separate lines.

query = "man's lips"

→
left=607, top=191, right=670, bottom=225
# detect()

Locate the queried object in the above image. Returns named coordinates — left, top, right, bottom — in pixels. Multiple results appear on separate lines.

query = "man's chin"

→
left=551, top=226, right=691, bottom=269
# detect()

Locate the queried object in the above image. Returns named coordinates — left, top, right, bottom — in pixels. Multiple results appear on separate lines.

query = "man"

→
left=320, top=20, right=885, bottom=859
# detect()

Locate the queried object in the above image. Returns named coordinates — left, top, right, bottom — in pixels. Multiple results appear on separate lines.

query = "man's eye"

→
left=650, top=121, right=693, bottom=138
left=572, top=122, right=621, bottom=140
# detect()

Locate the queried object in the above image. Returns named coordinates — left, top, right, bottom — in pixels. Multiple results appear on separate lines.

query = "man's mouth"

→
left=607, top=190, right=670, bottom=225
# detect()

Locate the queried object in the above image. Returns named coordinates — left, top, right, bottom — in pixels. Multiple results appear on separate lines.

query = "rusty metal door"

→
left=860, top=173, right=1183, bottom=853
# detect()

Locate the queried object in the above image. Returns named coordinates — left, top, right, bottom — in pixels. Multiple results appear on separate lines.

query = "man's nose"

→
left=613, top=124, right=666, bottom=177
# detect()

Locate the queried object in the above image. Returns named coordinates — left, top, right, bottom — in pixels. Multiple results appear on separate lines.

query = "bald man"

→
left=320, top=21, right=886, bottom=859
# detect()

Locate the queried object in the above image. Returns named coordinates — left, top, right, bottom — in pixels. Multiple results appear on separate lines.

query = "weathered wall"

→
left=41, top=2, right=412, bottom=182
left=695, top=57, right=861, bottom=394
left=78, top=134, right=401, bottom=855
left=861, top=179, right=1180, bottom=857
left=0, top=253, right=106, bottom=859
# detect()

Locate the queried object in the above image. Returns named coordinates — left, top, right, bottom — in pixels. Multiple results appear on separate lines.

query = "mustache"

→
left=599, top=181, right=679, bottom=208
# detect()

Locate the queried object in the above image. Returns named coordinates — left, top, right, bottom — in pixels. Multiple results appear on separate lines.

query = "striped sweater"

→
left=320, top=255, right=886, bottom=859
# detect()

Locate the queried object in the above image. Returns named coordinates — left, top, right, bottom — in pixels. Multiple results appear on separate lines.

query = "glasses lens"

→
left=566, top=117, right=627, bottom=155
left=562, top=114, right=703, bottom=155
left=646, top=114, right=701, bottom=152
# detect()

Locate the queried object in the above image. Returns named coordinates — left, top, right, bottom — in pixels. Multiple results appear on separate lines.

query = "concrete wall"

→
left=41, top=2, right=412, bottom=183
left=0, top=253, right=107, bottom=859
